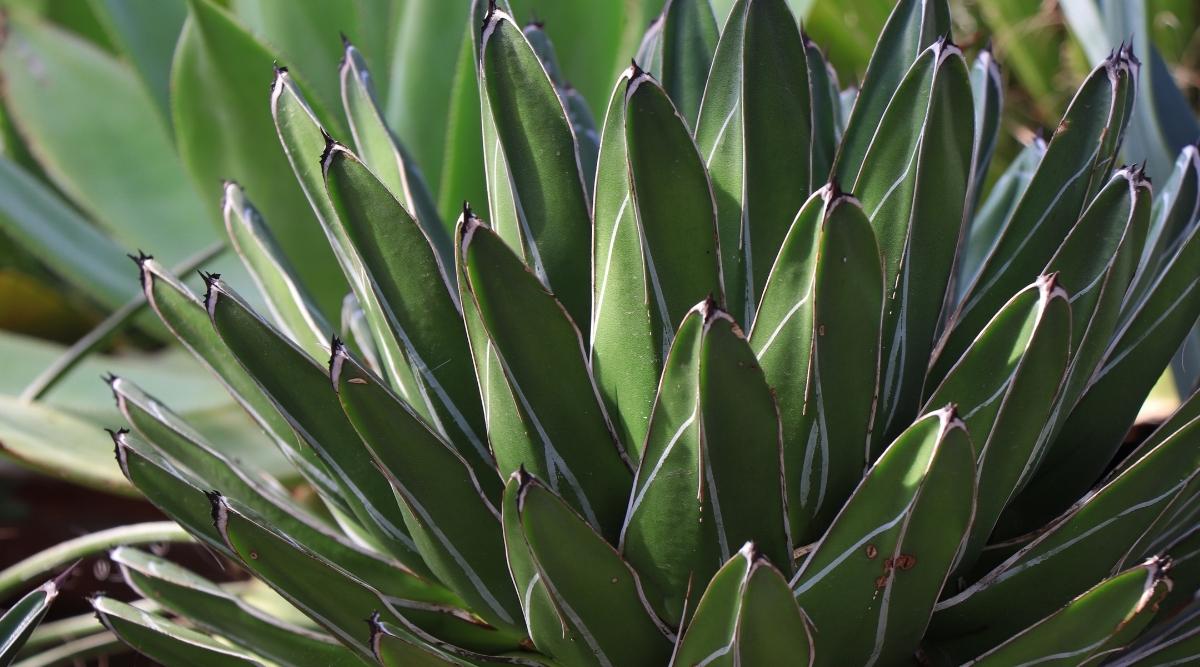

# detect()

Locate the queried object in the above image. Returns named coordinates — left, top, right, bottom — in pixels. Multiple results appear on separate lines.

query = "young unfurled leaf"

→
left=792, top=407, right=975, bottom=667
left=750, top=187, right=883, bottom=543
left=622, top=300, right=790, bottom=626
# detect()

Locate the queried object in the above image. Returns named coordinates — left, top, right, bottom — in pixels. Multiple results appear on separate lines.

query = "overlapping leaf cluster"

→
left=4, top=0, right=1200, bottom=664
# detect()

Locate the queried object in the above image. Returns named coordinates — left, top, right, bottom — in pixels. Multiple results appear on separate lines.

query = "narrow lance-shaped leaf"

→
left=805, top=35, right=840, bottom=190
left=502, top=471, right=673, bottom=666
left=222, top=181, right=332, bottom=360
left=833, top=0, right=951, bottom=180
left=961, top=558, right=1171, bottom=666
left=633, top=16, right=664, bottom=79
left=332, top=344, right=520, bottom=632
left=370, top=616, right=549, bottom=667
left=965, top=46, right=1003, bottom=218
left=480, top=7, right=592, bottom=330
left=792, top=407, right=976, bottom=667
left=622, top=300, right=790, bottom=627
left=0, top=575, right=62, bottom=664
left=438, top=10, right=489, bottom=228
left=749, top=187, right=883, bottom=543
left=271, top=68, right=431, bottom=423
left=322, top=142, right=495, bottom=487
left=694, top=0, right=812, bottom=325
left=91, top=596, right=262, bottom=667
left=204, top=276, right=427, bottom=573
left=111, top=547, right=365, bottom=667
left=137, top=259, right=346, bottom=515
left=174, top=0, right=345, bottom=315
left=458, top=215, right=631, bottom=539
left=657, top=0, right=720, bottom=126
left=672, top=544, right=815, bottom=667
left=850, top=38, right=974, bottom=447
left=955, top=136, right=1045, bottom=303
left=211, top=495, right=518, bottom=657
left=339, top=39, right=452, bottom=273
left=936, top=47, right=1138, bottom=376
left=1127, top=144, right=1200, bottom=310
left=930, top=414, right=1200, bottom=660
left=922, top=275, right=1071, bottom=573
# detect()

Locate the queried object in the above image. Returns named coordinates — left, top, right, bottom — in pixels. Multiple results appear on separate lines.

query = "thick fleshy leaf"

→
left=457, top=215, right=631, bottom=538
left=479, top=8, right=592, bottom=329
left=622, top=300, right=790, bottom=626
left=340, top=39, right=451, bottom=270
left=138, top=259, right=346, bottom=513
left=936, top=48, right=1137, bottom=377
left=850, top=38, right=974, bottom=446
left=1107, top=598, right=1200, bottom=666
left=657, top=0, right=719, bottom=125
left=0, top=15, right=210, bottom=262
left=92, top=597, right=262, bottom=666
left=271, top=68, right=427, bottom=417
left=805, top=36, right=840, bottom=189
left=86, top=0, right=186, bottom=120
left=965, top=47, right=1003, bottom=218
left=955, top=138, right=1046, bottom=304
left=749, top=188, right=882, bottom=543
left=332, top=345, right=520, bottom=632
left=833, top=0, right=951, bottom=181
left=323, top=142, right=493, bottom=482
left=792, top=407, right=975, bottom=667
left=501, top=471, right=672, bottom=666
left=438, top=10, right=490, bottom=227
left=371, top=616, right=552, bottom=667
left=0, top=397, right=131, bottom=495
left=173, top=0, right=344, bottom=315
left=589, top=68, right=660, bottom=455
left=672, top=544, right=814, bottom=667
left=1127, top=145, right=1200, bottom=315
left=0, top=578, right=60, bottom=663
left=961, top=558, right=1171, bottom=666
left=930, top=413, right=1200, bottom=658
left=204, top=276, right=425, bottom=571
left=694, top=0, right=812, bottom=325
left=212, top=495, right=518, bottom=656
left=111, top=547, right=363, bottom=667
left=222, top=182, right=331, bottom=360
left=922, top=276, right=1071, bottom=572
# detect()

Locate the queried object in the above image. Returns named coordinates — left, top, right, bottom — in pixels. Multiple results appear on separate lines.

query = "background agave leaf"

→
left=792, top=407, right=975, bottom=667
left=92, top=596, right=264, bottom=666
left=672, top=543, right=815, bottom=667
left=85, top=0, right=187, bottom=121
left=654, top=0, right=719, bottom=126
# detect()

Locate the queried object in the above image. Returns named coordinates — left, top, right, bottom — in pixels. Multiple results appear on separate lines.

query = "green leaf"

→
left=805, top=35, right=840, bottom=190
left=966, top=47, right=1003, bottom=217
left=322, top=142, right=494, bottom=483
left=1128, top=145, right=1200, bottom=313
left=331, top=345, right=520, bottom=632
left=955, top=137, right=1045, bottom=303
left=0, top=578, right=60, bottom=663
left=749, top=188, right=883, bottom=543
left=937, top=50, right=1137, bottom=379
left=86, top=0, right=186, bottom=121
left=10, top=631, right=123, bottom=667
left=138, top=259, right=346, bottom=513
left=850, top=39, right=974, bottom=446
left=438, top=15, right=490, bottom=226
left=212, top=495, right=515, bottom=657
left=621, top=300, right=790, bottom=626
left=458, top=215, right=631, bottom=539
left=479, top=8, right=592, bottom=329
left=922, top=276, right=1071, bottom=572
left=112, top=547, right=364, bottom=667
left=792, top=407, right=976, bottom=667
left=672, top=544, right=815, bottom=667
left=371, top=617, right=552, bottom=667
left=0, top=397, right=131, bottom=495
left=223, top=181, right=332, bottom=360
left=501, top=471, right=673, bottom=666
left=174, top=0, right=345, bottom=316
left=929, top=412, right=1200, bottom=659
left=340, top=39, right=451, bottom=271
left=657, top=0, right=719, bottom=125
left=204, top=276, right=426, bottom=571
left=960, top=558, right=1170, bottom=666
left=0, top=157, right=133, bottom=313
left=833, top=0, right=950, bottom=181
left=0, top=14, right=211, bottom=262
left=92, top=596, right=263, bottom=666
left=694, top=0, right=812, bottom=325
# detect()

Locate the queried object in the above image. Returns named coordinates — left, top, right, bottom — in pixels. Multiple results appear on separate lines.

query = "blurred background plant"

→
left=0, top=0, right=1196, bottom=661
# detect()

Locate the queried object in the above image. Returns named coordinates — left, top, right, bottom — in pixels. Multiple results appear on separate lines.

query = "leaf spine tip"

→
left=127, top=250, right=152, bottom=268
left=367, top=611, right=384, bottom=653
left=319, top=130, right=344, bottom=170
left=328, top=337, right=349, bottom=389
left=102, top=373, right=118, bottom=387
left=939, top=403, right=966, bottom=434
left=339, top=31, right=352, bottom=49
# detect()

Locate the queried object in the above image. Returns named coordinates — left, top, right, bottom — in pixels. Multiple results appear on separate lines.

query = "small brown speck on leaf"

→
left=249, top=551, right=259, bottom=560
left=865, top=545, right=878, bottom=559
left=348, top=378, right=368, bottom=384
left=896, top=554, right=916, bottom=570
left=818, top=324, right=826, bottom=336
left=875, top=574, right=888, bottom=590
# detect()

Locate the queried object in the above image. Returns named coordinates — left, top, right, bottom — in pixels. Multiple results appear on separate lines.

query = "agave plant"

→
left=4, top=0, right=1200, bottom=664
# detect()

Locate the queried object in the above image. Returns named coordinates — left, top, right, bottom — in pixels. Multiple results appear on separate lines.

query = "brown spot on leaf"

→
left=865, top=544, right=878, bottom=559
left=875, top=574, right=889, bottom=590
left=896, top=554, right=916, bottom=570
left=249, top=551, right=259, bottom=560
left=348, top=378, right=368, bottom=384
